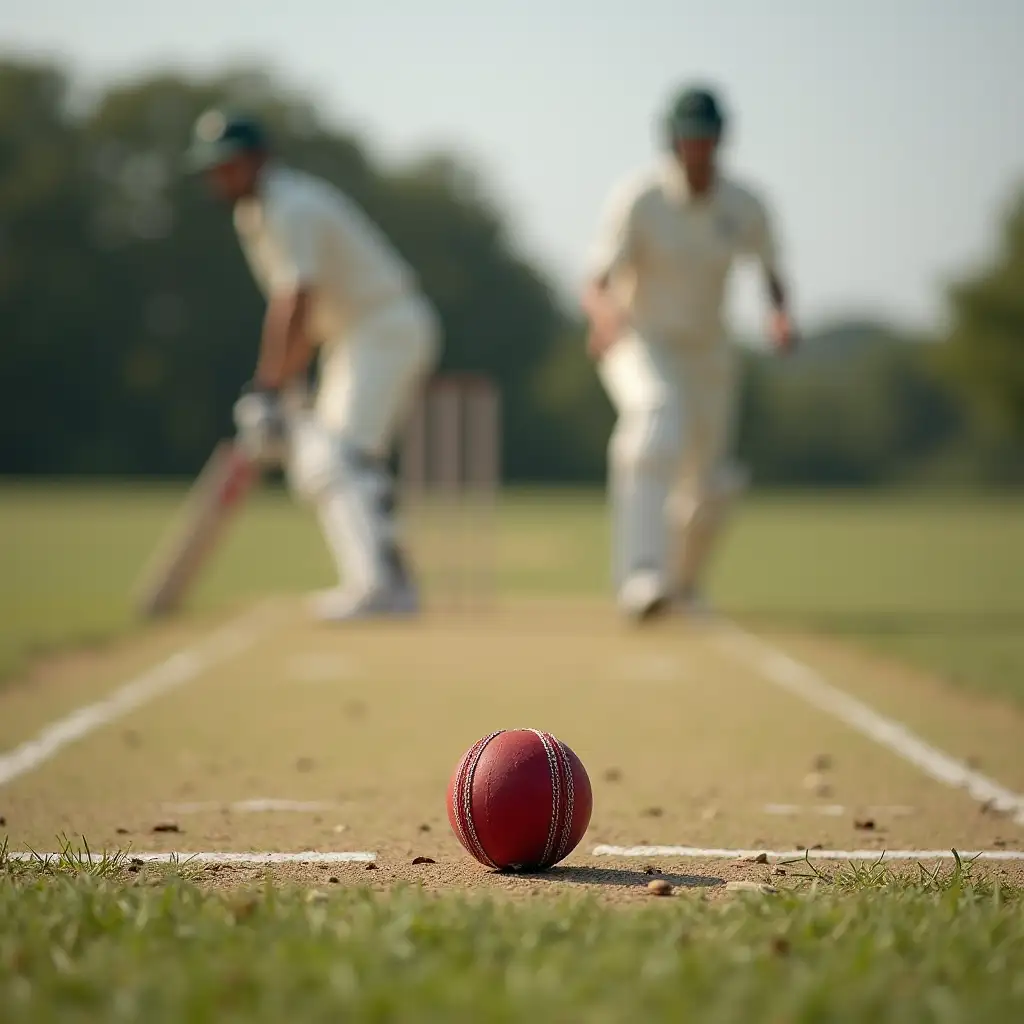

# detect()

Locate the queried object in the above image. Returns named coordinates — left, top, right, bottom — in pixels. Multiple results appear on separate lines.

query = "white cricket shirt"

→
left=233, top=164, right=417, bottom=343
left=588, top=158, right=780, bottom=347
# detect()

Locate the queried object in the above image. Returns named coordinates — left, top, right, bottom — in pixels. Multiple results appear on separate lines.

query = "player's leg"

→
left=667, top=342, right=746, bottom=611
left=288, top=294, right=440, bottom=619
left=320, top=296, right=439, bottom=611
left=598, top=333, right=683, bottom=621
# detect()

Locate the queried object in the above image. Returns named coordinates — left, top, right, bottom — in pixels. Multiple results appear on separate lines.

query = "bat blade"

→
left=133, top=440, right=258, bottom=619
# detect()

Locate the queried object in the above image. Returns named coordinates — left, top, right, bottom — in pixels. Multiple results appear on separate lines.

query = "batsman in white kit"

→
left=187, top=110, right=441, bottom=622
left=583, top=86, right=797, bottom=622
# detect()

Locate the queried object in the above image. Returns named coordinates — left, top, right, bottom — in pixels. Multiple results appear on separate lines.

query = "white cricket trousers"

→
left=315, top=294, right=440, bottom=456
left=598, top=331, right=742, bottom=597
left=288, top=293, right=441, bottom=595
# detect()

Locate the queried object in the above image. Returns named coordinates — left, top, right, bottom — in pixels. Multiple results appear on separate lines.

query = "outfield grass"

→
left=1, top=850, right=1021, bottom=1023
left=2, top=483, right=1023, bottom=704
left=717, top=491, right=1024, bottom=706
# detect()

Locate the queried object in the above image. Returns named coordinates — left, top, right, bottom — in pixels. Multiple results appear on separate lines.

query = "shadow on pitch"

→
left=515, top=866, right=725, bottom=890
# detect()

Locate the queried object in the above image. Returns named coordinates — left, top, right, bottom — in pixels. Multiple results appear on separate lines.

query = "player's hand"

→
left=582, top=288, right=627, bottom=361
left=233, top=382, right=288, bottom=465
left=769, top=309, right=797, bottom=355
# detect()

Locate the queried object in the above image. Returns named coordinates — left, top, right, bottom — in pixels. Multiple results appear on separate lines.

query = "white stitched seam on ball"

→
left=555, top=740, right=576, bottom=863
left=532, top=729, right=561, bottom=867
left=546, top=733, right=569, bottom=864
left=461, top=733, right=498, bottom=868
left=451, top=742, right=479, bottom=861
left=462, top=731, right=502, bottom=869
left=459, top=739, right=492, bottom=867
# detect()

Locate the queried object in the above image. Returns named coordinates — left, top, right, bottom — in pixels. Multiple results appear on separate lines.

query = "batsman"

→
left=583, top=85, right=796, bottom=621
left=187, top=110, right=441, bottom=622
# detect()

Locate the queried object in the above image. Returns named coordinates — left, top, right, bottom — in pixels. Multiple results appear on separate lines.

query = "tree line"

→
left=1, top=59, right=1020, bottom=485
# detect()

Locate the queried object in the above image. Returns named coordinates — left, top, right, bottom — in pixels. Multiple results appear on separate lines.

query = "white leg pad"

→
left=287, top=415, right=406, bottom=595
left=286, top=413, right=336, bottom=503
left=319, top=447, right=408, bottom=595
left=315, top=488, right=375, bottom=595
left=287, top=294, right=440, bottom=596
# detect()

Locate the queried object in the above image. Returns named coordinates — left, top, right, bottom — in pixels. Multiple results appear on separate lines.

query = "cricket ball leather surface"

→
left=447, top=729, right=593, bottom=871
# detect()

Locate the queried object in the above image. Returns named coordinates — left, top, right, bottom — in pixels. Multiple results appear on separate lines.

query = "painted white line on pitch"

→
left=7, top=850, right=377, bottom=865
left=762, top=804, right=916, bottom=818
left=715, top=623, right=1024, bottom=826
left=0, top=601, right=280, bottom=789
left=764, top=803, right=843, bottom=817
left=593, top=845, right=1024, bottom=862
left=164, top=799, right=339, bottom=814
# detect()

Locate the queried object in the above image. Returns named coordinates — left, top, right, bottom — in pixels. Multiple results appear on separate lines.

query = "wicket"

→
left=399, top=373, right=502, bottom=611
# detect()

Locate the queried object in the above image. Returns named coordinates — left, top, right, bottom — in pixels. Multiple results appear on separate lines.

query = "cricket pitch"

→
left=2, top=595, right=1023, bottom=898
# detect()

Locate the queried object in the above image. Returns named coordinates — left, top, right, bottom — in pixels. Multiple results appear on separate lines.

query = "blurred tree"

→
left=936, top=185, right=1024, bottom=475
left=0, top=60, right=98, bottom=472
left=737, top=324, right=964, bottom=487
left=532, top=324, right=614, bottom=482
left=0, top=57, right=1017, bottom=487
left=0, top=59, right=567, bottom=477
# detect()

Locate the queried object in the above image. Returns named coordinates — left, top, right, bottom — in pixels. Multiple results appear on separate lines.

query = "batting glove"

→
left=233, top=382, right=288, bottom=466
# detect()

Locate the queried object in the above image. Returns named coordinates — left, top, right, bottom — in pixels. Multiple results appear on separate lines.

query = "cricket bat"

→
left=133, top=440, right=259, bottom=619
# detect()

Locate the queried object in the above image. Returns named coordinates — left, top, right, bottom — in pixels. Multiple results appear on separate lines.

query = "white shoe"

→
left=308, top=583, right=419, bottom=623
left=618, top=571, right=671, bottom=623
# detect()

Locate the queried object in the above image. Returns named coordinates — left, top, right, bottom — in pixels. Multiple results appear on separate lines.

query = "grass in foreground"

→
left=2, top=483, right=1024, bottom=704
left=1, top=843, right=1022, bottom=1023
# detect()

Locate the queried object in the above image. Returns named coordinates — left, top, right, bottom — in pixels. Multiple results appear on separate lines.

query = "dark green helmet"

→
left=185, top=109, right=269, bottom=171
left=664, top=86, right=726, bottom=145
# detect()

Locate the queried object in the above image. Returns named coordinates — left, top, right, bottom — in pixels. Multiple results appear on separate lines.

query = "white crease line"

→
left=163, top=800, right=339, bottom=814
left=6, top=850, right=377, bottom=865
left=764, top=803, right=843, bottom=817
left=0, top=601, right=280, bottom=788
left=714, top=623, right=1024, bottom=826
left=763, top=804, right=916, bottom=818
left=593, top=845, right=1024, bottom=862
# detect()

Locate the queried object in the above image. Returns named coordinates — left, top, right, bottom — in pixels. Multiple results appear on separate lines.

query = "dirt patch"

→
left=174, top=855, right=737, bottom=903
left=2, top=599, right=1022, bottom=877
left=754, top=630, right=1024, bottom=791
left=138, top=852, right=1024, bottom=902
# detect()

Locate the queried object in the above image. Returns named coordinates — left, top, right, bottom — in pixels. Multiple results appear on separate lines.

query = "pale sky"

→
left=4, top=0, right=1023, bottom=336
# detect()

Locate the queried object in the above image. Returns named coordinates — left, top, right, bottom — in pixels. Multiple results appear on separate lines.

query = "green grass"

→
left=3, top=488, right=1024, bottom=1020
left=716, top=491, right=1024, bottom=705
left=2, top=847, right=1022, bottom=1023
left=2, top=482, right=1024, bottom=704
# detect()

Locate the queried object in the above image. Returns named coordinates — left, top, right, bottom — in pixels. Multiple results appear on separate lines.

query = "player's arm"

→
left=581, top=273, right=625, bottom=360
left=254, top=288, right=312, bottom=390
left=253, top=201, right=318, bottom=389
left=765, top=269, right=796, bottom=352
left=766, top=269, right=787, bottom=311
left=237, top=287, right=309, bottom=463
left=748, top=195, right=796, bottom=354
left=582, top=181, right=641, bottom=359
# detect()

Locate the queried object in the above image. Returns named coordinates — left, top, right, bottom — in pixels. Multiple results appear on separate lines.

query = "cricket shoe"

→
left=618, top=570, right=672, bottom=624
left=308, top=582, right=420, bottom=623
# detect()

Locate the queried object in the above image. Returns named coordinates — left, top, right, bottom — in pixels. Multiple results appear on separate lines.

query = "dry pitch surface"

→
left=2, top=595, right=1023, bottom=899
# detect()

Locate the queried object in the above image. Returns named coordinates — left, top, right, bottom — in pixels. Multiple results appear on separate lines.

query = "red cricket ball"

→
left=447, top=729, right=593, bottom=871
